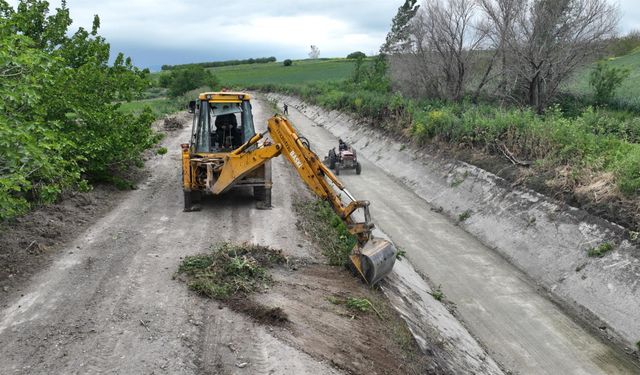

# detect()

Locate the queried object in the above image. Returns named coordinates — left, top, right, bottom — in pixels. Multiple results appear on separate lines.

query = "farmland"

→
left=566, top=49, right=640, bottom=109
left=210, top=58, right=359, bottom=86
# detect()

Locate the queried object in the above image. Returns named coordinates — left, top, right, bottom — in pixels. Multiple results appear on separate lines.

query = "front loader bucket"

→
left=350, top=238, right=397, bottom=285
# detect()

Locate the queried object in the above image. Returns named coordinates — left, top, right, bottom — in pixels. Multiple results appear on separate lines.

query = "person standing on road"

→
left=283, top=103, right=289, bottom=115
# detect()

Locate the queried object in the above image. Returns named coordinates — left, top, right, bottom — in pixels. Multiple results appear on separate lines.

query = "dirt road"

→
left=278, top=97, right=640, bottom=374
left=2, top=95, right=636, bottom=374
left=0, top=108, right=323, bottom=374
left=0, top=101, right=434, bottom=374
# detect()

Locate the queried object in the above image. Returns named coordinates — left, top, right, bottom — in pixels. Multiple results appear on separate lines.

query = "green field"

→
left=566, top=49, right=640, bottom=106
left=211, top=58, right=358, bottom=86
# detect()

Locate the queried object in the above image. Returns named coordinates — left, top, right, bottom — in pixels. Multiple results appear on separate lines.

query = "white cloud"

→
left=6, top=0, right=640, bottom=68
left=3, top=0, right=401, bottom=67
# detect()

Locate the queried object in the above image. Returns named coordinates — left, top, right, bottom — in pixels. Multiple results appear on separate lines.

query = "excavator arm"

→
left=212, top=115, right=396, bottom=284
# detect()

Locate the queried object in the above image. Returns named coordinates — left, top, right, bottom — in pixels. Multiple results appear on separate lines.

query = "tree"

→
left=589, top=61, right=630, bottom=105
left=0, top=0, right=158, bottom=219
left=283, top=59, right=293, bottom=66
left=390, top=0, right=488, bottom=101
left=381, top=0, right=420, bottom=54
left=388, top=0, right=619, bottom=110
left=607, top=30, right=640, bottom=57
left=309, top=45, right=320, bottom=59
left=480, top=0, right=619, bottom=112
left=347, top=51, right=366, bottom=59
left=167, top=66, right=218, bottom=97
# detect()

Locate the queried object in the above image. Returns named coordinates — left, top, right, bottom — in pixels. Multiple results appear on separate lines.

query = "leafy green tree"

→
left=0, top=28, right=74, bottom=218
left=589, top=61, right=630, bottom=105
left=283, top=59, right=293, bottom=66
left=380, top=0, right=419, bottom=54
left=158, top=72, right=172, bottom=87
left=352, top=55, right=390, bottom=92
left=347, top=51, right=366, bottom=59
left=0, top=0, right=158, bottom=219
left=167, top=66, right=218, bottom=97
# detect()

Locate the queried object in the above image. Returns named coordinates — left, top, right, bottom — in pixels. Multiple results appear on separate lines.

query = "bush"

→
left=283, top=59, right=293, bottom=67
left=589, top=62, right=630, bottom=105
left=347, top=51, right=366, bottom=59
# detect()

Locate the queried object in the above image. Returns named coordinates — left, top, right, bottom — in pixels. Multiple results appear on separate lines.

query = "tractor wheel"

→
left=191, top=190, right=202, bottom=203
left=328, top=149, right=336, bottom=169
left=183, top=190, right=201, bottom=212
left=355, top=162, right=362, bottom=175
left=183, top=190, right=192, bottom=212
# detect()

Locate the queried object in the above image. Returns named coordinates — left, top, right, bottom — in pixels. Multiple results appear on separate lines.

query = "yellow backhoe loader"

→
left=181, top=91, right=396, bottom=284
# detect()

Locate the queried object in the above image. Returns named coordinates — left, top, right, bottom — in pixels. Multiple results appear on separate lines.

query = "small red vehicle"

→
left=326, top=139, right=362, bottom=175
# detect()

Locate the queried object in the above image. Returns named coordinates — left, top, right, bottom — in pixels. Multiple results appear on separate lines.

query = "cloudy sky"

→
left=7, top=0, right=640, bottom=70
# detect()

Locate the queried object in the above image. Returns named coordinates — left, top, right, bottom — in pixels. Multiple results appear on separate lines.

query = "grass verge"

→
left=293, top=199, right=357, bottom=266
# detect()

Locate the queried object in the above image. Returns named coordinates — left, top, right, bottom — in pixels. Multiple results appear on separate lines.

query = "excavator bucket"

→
left=350, top=238, right=397, bottom=285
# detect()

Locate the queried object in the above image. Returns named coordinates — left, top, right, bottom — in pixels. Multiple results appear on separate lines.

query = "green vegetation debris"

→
left=176, top=242, right=286, bottom=300
left=327, top=295, right=382, bottom=318
left=156, top=147, right=168, bottom=155
left=587, top=242, right=614, bottom=258
left=346, top=297, right=373, bottom=313
left=458, top=210, right=472, bottom=222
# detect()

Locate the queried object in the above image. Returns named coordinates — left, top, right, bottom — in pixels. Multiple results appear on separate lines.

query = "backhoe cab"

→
left=181, top=92, right=272, bottom=211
